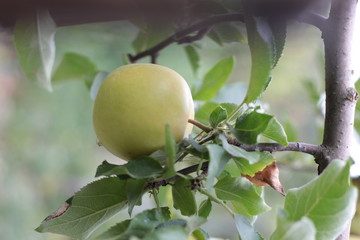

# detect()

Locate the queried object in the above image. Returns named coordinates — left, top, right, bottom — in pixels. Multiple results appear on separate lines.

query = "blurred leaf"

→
left=164, top=124, right=176, bottom=178
left=244, top=162, right=285, bottom=195
left=220, top=103, right=239, bottom=116
left=13, top=9, right=56, bottom=91
left=172, top=178, right=197, bottom=216
left=270, top=210, right=316, bottom=240
left=132, top=25, right=172, bottom=53
left=210, top=23, right=246, bottom=44
left=52, top=52, right=98, bottom=83
left=89, top=71, right=108, bottom=99
left=270, top=21, right=287, bottom=67
left=98, top=207, right=170, bottom=239
left=219, top=134, right=275, bottom=176
left=126, top=179, right=147, bottom=216
left=196, top=101, right=219, bottom=124
left=235, top=214, right=264, bottom=240
left=36, top=177, right=128, bottom=239
left=126, top=156, right=164, bottom=179
left=206, top=144, right=231, bottom=189
left=209, top=105, right=227, bottom=128
left=185, top=45, right=200, bottom=74
left=198, top=199, right=212, bottom=218
left=194, top=56, right=235, bottom=101
left=143, top=225, right=188, bottom=240
left=243, top=16, right=274, bottom=103
left=230, top=110, right=287, bottom=145
left=191, top=229, right=209, bottom=240
left=214, top=176, right=270, bottom=216
left=303, top=79, right=321, bottom=104
left=284, top=160, right=357, bottom=240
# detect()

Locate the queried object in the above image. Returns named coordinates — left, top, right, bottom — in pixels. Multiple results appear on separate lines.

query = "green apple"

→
left=93, top=63, right=194, bottom=161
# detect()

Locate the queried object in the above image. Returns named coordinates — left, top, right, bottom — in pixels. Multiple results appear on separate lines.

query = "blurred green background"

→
left=0, top=20, right=326, bottom=240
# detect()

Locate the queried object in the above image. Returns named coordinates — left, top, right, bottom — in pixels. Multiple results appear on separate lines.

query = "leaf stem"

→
left=188, top=119, right=212, bottom=133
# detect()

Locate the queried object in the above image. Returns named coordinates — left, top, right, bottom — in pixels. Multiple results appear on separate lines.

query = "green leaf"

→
left=210, top=23, right=246, bottom=44
left=262, top=118, right=288, bottom=146
left=219, top=134, right=274, bottom=176
left=191, top=229, right=209, bottom=240
left=172, top=178, right=197, bottom=216
left=195, top=101, right=219, bottom=125
left=95, top=160, right=130, bottom=178
left=52, top=52, right=98, bottom=83
left=36, top=177, right=128, bottom=239
left=270, top=210, right=316, bottom=240
left=231, top=110, right=287, bottom=145
left=126, top=156, right=165, bottom=179
left=206, top=144, right=231, bottom=189
left=132, top=26, right=172, bottom=53
left=235, top=214, right=264, bottom=240
left=209, top=106, right=227, bottom=128
left=194, top=56, right=235, bottom=101
left=184, top=45, right=200, bottom=75
left=284, top=160, right=358, bottom=240
left=214, top=176, right=270, bottom=216
left=270, top=21, right=287, bottom=68
left=98, top=207, right=171, bottom=239
left=164, top=124, right=176, bottom=178
left=198, top=199, right=212, bottom=218
left=13, top=9, right=56, bottom=91
left=243, top=16, right=274, bottom=103
left=126, top=179, right=147, bottom=216
left=143, top=225, right=188, bottom=240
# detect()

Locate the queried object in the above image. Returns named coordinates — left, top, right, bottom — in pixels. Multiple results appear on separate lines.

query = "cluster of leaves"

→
left=12, top=1, right=358, bottom=240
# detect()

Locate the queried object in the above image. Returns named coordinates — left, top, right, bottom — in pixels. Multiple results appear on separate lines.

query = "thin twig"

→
left=227, top=137, right=323, bottom=158
left=188, top=119, right=212, bottom=133
left=128, top=13, right=244, bottom=63
left=296, top=12, right=328, bottom=31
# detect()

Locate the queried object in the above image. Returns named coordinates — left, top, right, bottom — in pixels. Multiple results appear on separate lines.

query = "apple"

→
left=93, top=63, right=194, bottom=161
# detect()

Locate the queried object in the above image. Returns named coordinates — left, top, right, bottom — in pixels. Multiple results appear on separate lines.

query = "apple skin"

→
left=93, top=63, right=194, bottom=161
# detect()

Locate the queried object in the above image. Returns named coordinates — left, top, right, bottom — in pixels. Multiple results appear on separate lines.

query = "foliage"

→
left=11, top=1, right=358, bottom=240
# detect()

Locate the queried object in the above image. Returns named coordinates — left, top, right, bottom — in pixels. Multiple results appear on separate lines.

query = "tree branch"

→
left=296, top=12, right=328, bottom=31
left=227, top=137, right=323, bottom=157
left=128, top=13, right=244, bottom=63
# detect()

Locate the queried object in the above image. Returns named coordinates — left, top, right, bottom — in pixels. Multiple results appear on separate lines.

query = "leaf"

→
left=143, top=225, right=188, bottom=240
left=194, top=56, right=235, bottom=101
left=95, top=160, right=130, bottom=178
left=195, top=101, right=219, bottom=125
left=209, top=106, right=227, bottom=128
left=191, top=229, right=209, bottom=240
left=52, top=52, right=98, bottom=83
left=270, top=210, right=316, bottom=240
left=198, top=199, right=212, bottom=218
left=284, top=160, right=358, bottom=240
left=13, top=9, right=56, bottom=91
left=210, top=23, right=246, bottom=44
left=126, top=156, right=165, bottom=179
left=214, top=176, right=270, bottom=216
left=231, top=110, right=287, bottom=145
left=206, top=144, right=231, bottom=189
left=243, top=15, right=274, bottom=103
left=126, top=179, right=147, bottom=216
left=98, top=207, right=171, bottom=239
left=235, top=214, right=264, bottom=240
left=244, top=162, right=285, bottom=195
left=164, top=124, right=176, bottom=178
left=218, top=134, right=275, bottom=176
left=184, top=45, right=200, bottom=75
left=172, top=178, right=197, bottom=216
left=269, top=20, right=287, bottom=68
left=132, top=25, right=172, bottom=53
left=36, top=177, right=128, bottom=239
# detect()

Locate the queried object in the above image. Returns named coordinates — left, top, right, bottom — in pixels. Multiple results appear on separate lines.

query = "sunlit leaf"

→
left=172, top=178, right=197, bottom=216
left=13, top=9, right=56, bottom=91
left=36, top=177, right=128, bottom=239
left=284, top=160, right=357, bottom=240
left=194, top=56, right=235, bottom=101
